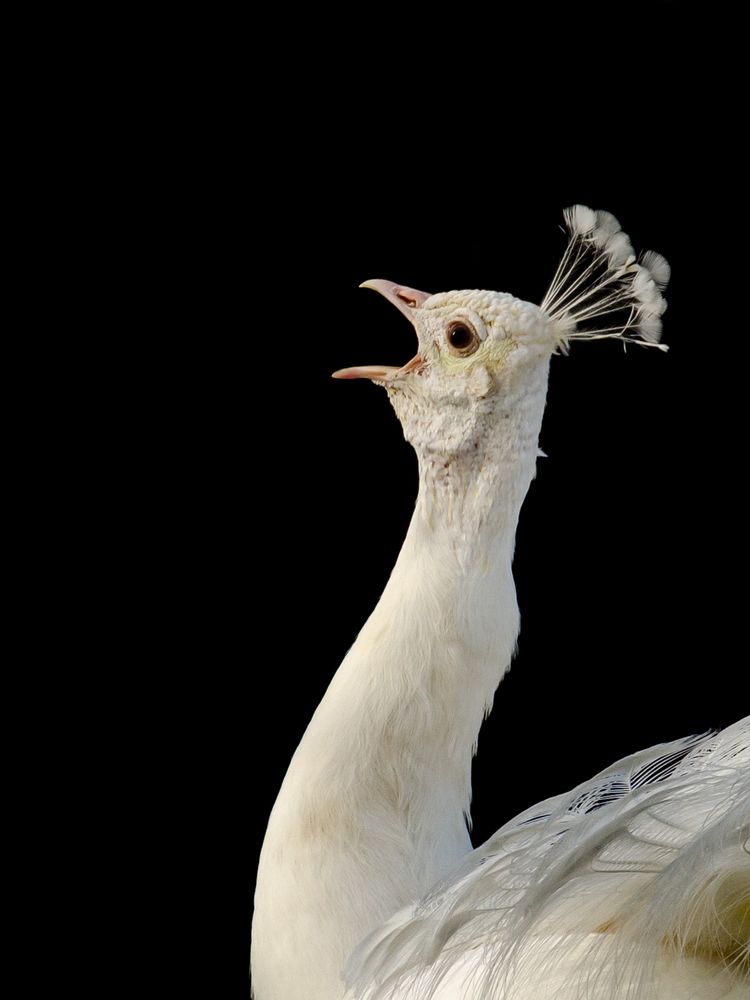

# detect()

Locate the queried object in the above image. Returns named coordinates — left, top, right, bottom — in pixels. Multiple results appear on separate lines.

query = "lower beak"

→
left=332, top=279, right=431, bottom=381
left=332, top=354, right=424, bottom=381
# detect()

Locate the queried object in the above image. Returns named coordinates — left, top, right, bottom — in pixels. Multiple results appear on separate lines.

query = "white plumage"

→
left=347, top=724, right=749, bottom=999
left=251, top=208, right=749, bottom=1000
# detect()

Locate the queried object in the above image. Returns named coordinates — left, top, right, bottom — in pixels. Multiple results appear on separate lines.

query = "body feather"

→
left=346, top=720, right=750, bottom=999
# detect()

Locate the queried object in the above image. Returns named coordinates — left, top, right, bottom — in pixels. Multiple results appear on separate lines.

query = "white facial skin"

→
left=367, top=290, right=557, bottom=459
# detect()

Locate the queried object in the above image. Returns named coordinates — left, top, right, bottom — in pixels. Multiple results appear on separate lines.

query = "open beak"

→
left=332, top=279, right=431, bottom=381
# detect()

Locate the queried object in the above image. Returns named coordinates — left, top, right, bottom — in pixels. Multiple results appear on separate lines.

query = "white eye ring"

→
left=445, top=320, right=480, bottom=357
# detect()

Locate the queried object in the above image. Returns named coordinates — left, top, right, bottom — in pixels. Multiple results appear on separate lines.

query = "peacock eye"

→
left=446, top=321, right=480, bottom=356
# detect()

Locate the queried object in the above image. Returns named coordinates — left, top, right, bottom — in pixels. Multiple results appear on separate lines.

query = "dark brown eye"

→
left=446, top=321, right=480, bottom=356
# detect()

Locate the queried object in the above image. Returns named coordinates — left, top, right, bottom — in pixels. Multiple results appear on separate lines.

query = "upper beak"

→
left=332, top=279, right=431, bottom=381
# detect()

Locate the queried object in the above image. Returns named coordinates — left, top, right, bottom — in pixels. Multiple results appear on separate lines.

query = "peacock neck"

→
left=251, top=365, right=549, bottom=1000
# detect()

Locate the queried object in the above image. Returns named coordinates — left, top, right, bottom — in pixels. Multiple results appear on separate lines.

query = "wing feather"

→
left=346, top=719, right=750, bottom=999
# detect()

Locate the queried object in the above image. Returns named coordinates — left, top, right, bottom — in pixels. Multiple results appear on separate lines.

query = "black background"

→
left=153, top=6, right=746, bottom=996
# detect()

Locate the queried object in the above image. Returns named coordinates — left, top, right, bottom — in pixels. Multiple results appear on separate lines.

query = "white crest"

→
left=541, top=205, right=671, bottom=351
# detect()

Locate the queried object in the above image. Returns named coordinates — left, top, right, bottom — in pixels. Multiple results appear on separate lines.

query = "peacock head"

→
left=333, top=282, right=555, bottom=457
left=333, top=208, right=669, bottom=460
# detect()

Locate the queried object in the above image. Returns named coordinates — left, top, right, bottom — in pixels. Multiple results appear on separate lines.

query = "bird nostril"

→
left=396, top=290, right=418, bottom=308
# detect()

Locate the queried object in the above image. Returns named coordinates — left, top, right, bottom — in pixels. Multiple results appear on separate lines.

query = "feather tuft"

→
left=563, top=204, right=598, bottom=235
left=641, top=249, right=671, bottom=289
left=541, top=205, right=670, bottom=352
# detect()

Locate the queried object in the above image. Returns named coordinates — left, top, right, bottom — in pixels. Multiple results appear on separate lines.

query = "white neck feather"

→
left=252, top=363, right=550, bottom=1000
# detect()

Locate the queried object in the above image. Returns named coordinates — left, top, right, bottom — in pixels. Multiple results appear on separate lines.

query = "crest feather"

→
left=542, top=205, right=670, bottom=352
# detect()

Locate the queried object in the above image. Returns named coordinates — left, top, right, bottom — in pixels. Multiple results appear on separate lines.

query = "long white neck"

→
left=251, top=364, right=549, bottom=1000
